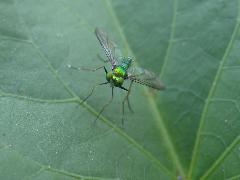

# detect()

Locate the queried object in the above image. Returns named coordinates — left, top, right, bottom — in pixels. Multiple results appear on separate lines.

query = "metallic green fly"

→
left=68, top=27, right=165, bottom=126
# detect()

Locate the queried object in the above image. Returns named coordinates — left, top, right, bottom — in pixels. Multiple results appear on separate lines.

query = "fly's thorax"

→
left=113, top=66, right=127, bottom=79
left=121, top=57, right=133, bottom=70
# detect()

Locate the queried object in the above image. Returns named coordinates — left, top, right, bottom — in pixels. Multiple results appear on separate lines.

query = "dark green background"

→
left=0, top=0, right=240, bottom=179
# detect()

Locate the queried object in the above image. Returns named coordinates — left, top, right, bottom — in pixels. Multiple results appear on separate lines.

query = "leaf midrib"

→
left=104, top=0, right=185, bottom=177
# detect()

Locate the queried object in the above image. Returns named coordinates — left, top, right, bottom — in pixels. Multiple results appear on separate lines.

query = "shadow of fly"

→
left=68, top=27, right=166, bottom=127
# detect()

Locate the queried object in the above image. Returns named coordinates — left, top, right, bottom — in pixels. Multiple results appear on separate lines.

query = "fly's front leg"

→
left=68, top=64, right=108, bottom=103
left=67, top=64, right=107, bottom=73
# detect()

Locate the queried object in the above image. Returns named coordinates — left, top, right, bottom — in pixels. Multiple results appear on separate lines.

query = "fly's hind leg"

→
left=121, top=81, right=134, bottom=127
left=126, top=88, right=134, bottom=114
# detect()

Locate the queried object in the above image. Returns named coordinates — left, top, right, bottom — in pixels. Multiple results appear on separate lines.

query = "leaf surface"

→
left=0, top=0, right=240, bottom=179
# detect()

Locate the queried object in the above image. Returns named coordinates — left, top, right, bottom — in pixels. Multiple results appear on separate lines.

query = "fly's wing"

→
left=95, top=28, right=118, bottom=66
left=128, top=67, right=166, bottom=90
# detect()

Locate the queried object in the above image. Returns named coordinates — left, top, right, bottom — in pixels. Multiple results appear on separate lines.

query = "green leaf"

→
left=0, top=0, right=240, bottom=179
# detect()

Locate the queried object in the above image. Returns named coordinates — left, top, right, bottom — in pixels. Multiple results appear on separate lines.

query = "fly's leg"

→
left=67, top=64, right=107, bottom=72
left=68, top=64, right=109, bottom=103
left=81, top=82, right=108, bottom=104
left=121, top=81, right=134, bottom=127
left=94, top=87, right=114, bottom=123
left=126, top=81, right=134, bottom=113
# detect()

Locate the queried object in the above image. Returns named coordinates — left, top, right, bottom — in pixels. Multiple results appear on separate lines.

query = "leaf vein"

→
left=189, top=0, right=240, bottom=177
left=0, top=35, right=32, bottom=44
left=0, top=92, right=78, bottom=104
left=159, top=0, right=179, bottom=78
left=200, top=136, right=240, bottom=179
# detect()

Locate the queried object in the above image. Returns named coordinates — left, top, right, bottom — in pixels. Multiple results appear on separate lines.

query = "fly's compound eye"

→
left=106, top=72, right=113, bottom=82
